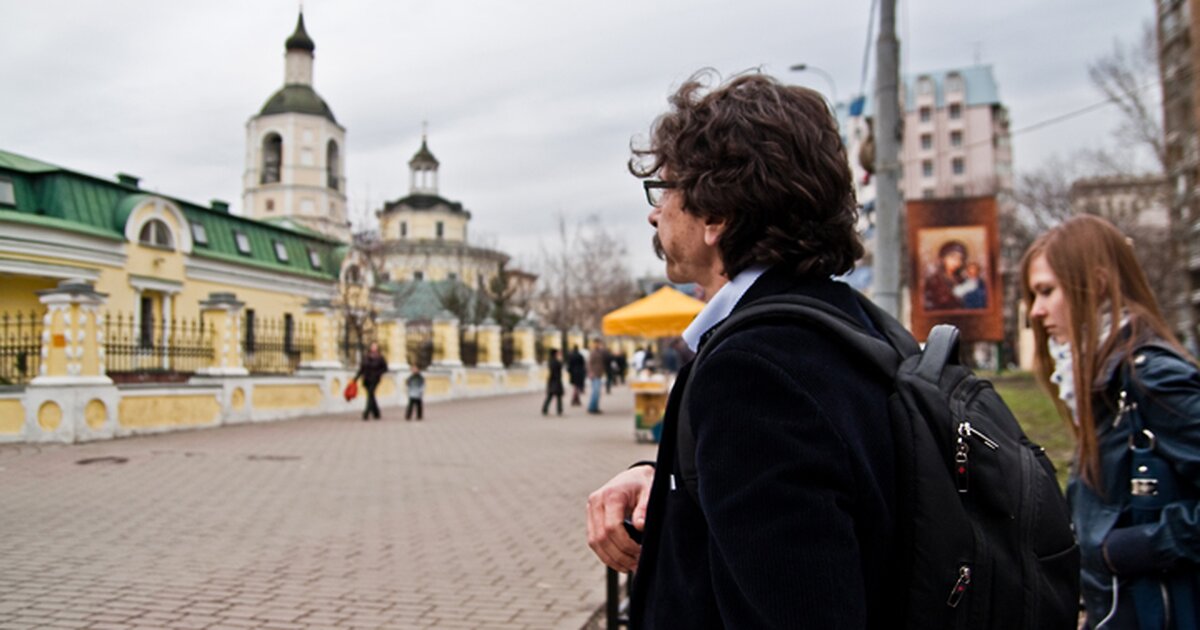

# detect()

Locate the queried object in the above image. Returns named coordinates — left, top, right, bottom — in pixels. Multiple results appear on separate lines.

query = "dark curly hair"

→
left=630, top=70, right=862, bottom=278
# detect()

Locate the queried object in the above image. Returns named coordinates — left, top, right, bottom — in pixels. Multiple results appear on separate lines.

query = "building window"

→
left=922, top=188, right=935, bottom=199
left=946, top=73, right=964, bottom=93
left=284, top=313, right=294, bottom=354
left=265, top=199, right=275, bottom=212
left=138, top=219, right=173, bottom=249
left=919, top=106, right=932, bottom=123
left=436, top=221, right=445, bottom=239
left=414, top=270, right=424, bottom=281
left=327, top=140, right=340, bottom=190
left=952, top=157, right=965, bottom=175
left=949, top=103, right=962, bottom=120
left=0, top=177, right=14, bottom=205
left=448, top=272, right=458, bottom=281
left=261, top=134, right=282, bottom=184
left=273, top=241, right=289, bottom=262
left=307, top=248, right=322, bottom=270
left=950, top=130, right=963, bottom=147
left=139, top=296, right=154, bottom=349
left=190, top=221, right=208, bottom=246
left=400, top=221, right=407, bottom=238
left=920, top=134, right=932, bottom=150
left=345, top=265, right=362, bottom=285
left=922, top=160, right=934, bottom=178
left=234, top=230, right=252, bottom=255
left=917, top=76, right=934, bottom=95
left=953, top=185, right=965, bottom=197
left=244, top=309, right=256, bottom=353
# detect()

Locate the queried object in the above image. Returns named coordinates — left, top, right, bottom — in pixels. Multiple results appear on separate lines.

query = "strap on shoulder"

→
left=676, top=292, right=910, bottom=503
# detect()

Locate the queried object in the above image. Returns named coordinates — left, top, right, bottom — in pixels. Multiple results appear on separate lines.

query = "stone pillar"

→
left=512, top=322, right=537, bottom=366
left=432, top=311, right=462, bottom=367
left=301, top=298, right=342, bottom=369
left=477, top=318, right=503, bottom=368
left=540, top=328, right=562, bottom=359
left=195, top=292, right=248, bottom=376
left=566, top=327, right=584, bottom=355
left=32, top=279, right=111, bottom=385
left=378, top=312, right=409, bottom=371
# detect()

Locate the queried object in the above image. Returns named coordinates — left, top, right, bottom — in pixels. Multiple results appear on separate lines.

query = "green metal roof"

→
left=385, top=279, right=488, bottom=322
left=258, top=85, right=337, bottom=123
left=286, top=13, right=315, bottom=52
left=0, top=148, right=341, bottom=281
left=382, top=193, right=467, bottom=215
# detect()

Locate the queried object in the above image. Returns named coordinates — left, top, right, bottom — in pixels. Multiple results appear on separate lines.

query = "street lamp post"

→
left=789, top=63, right=838, bottom=108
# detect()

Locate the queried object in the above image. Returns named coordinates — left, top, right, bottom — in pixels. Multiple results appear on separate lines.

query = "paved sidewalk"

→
left=0, top=384, right=657, bottom=629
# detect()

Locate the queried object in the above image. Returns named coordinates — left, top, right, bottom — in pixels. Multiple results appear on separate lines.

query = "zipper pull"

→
left=946, top=565, right=972, bottom=608
left=1114, top=390, right=1137, bottom=428
left=954, top=429, right=970, bottom=494
left=961, top=421, right=1000, bottom=450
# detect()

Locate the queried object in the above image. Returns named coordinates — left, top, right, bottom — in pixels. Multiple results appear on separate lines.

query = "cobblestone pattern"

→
left=0, top=385, right=656, bottom=629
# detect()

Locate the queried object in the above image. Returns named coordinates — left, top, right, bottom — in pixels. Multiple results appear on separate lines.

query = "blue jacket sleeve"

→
left=688, top=346, right=867, bottom=628
left=1104, top=349, right=1200, bottom=575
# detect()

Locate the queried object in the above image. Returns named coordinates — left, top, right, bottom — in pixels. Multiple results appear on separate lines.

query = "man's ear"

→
left=1094, top=267, right=1108, bottom=294
left=703, top=219, right=726, bottom=247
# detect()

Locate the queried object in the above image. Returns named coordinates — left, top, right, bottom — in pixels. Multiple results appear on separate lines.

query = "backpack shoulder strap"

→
left=676, top=293, right=911, bottom=503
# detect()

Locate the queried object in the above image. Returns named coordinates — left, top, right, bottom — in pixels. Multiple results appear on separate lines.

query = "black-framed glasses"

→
left=643, top=180, right=678, bottom=208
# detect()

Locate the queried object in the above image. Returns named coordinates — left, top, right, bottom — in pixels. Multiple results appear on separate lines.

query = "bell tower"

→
left=242, top=12, right=350, bottom=242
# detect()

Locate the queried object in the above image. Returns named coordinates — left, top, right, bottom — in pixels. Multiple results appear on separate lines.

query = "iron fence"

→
left=407, top=323, right=433, bottom=369
left=243, top=315, right=313, bottom=375
left=459, top=327, right=479, bottom=367
left=104, top=312, right=213, bottom=380
left=0, top=310, right=42, bottom=385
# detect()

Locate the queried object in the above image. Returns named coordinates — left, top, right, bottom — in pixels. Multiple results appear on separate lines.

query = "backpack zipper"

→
left=954, top=422, right=999, bottom=493
left=946, top=564, right=972, bottom=608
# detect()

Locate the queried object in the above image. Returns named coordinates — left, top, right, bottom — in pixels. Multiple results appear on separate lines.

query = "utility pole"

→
left=873, top=0, right=902, bottom=318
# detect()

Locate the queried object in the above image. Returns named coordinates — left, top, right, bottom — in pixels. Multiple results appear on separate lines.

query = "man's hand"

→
left=587, top=464, right=655, bottom=572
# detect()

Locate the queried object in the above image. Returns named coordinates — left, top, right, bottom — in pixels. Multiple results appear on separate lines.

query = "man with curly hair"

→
left=586, top=71, right=899, bottom=628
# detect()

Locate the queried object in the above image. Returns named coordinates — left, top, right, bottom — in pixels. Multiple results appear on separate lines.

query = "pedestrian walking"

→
left=586, top=71, right=901, bottom=628
left=586, top=338, right=606, bottom=414
left=542, top=348, right=565, bottom=416
left=1022, top=214, right=1200, bottom=629
left=405, top=365, right=425, bottom=421
left=567, top=345, right=586, bottom=406
left=354, top=342, right=388, bottom=421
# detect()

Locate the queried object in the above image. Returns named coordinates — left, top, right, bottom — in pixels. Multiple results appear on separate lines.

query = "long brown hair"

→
left=1020, top=214, right=1189, bottom=487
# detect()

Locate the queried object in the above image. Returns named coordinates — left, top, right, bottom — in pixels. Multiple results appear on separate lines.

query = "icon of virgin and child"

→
left=922, top=239, right=988, bottom=311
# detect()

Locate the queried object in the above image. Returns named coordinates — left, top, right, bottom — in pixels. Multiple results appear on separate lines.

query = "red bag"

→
left=343, top=380, right=358, bottom=401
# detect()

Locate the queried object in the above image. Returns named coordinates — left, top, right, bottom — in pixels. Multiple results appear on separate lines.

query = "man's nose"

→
left=648, top=207, right=659, bottom=228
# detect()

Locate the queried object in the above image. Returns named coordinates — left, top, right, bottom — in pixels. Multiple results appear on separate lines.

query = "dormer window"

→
left=273, top=241, right=289, bottom=262
left=190, top=221, right=208, bottom=246
left=307, top=248, right=322, bottom=270
left=0, top=177, right=14, bottom=206
left=234, top=230, right=252, bottom=255
left=138, top=219, right=173, bottom=249
left=917, top=76, right=934, bottom=96
left=946, top=73, right=964, bottom=94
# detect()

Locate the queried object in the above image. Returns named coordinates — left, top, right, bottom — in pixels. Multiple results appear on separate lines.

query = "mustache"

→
left=652, top=233, right=665, bottom=260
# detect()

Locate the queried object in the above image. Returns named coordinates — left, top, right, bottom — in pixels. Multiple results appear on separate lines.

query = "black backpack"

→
left=677, top=293, right=1080, bottom=629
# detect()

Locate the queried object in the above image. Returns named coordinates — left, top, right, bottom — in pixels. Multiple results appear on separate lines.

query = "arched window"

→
left=138, top=219, right=173, bottom=249
left=345, top=265, right=361, bottom=285
left=262, top=133, right=282, bottom=184
left=326, top=140, right=339, bottom=190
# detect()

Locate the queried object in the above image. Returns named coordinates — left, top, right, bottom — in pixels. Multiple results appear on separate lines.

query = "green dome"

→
left=258, top=84, right=337, bottom=123
left=286, top=13, right=315, bottom=52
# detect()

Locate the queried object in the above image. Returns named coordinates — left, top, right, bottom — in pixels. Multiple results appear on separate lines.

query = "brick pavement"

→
left=0, top=384, right=657, bottom=629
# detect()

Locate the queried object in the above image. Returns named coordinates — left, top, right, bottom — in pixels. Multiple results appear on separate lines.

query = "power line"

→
left=859, top=0, right=878, bottom=98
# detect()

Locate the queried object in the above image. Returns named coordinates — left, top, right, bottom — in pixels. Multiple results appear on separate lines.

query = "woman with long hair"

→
left=1021, top=214, right=1200, bottom=628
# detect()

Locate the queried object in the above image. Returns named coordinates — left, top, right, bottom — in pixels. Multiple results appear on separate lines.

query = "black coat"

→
left=630, top=269, right=899, bottom=629
left=355, top=354, right=388, bottom=387
left=567, top=350, right=586, bottom=387
left=546, top=357, right=565, bottom=395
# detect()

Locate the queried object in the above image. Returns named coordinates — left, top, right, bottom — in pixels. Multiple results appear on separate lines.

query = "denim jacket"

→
left=1071, top=341, right=1200, bottom=628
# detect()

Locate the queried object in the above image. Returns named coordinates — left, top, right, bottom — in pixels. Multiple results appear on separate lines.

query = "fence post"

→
left=512, top=321, right=537, bottom=366
left=476, top=318, right=503, bottom=368
left=378, top=311, right=408, bottom=372
left=566, top=327, right=585, bottom=355
left=31, top=279, right=111, bottom=385
left=432, top=311, right=462, bottom=367
left=25, top=279, right=119, bottom=443
left=301, top=298, right=342, bottom=370
left=540, top=328, right=563, bottom=359
left=195, top=292, right=248, bottom=376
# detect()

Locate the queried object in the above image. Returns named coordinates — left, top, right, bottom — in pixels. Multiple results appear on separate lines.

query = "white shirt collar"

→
left=681, top=265, right=769, bottom=352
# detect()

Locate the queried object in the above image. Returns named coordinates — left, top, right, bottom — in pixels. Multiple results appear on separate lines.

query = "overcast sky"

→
left=0, top=0, right=1155, bottom=277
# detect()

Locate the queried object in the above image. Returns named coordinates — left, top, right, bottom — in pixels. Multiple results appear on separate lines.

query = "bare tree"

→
left=535, top=213, right=637, bottom=333
left=1088, top=23, right=1165, bottom=172
left=333, top=231, right=391, bottom=363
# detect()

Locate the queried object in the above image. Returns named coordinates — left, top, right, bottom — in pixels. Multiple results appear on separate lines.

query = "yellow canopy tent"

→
left=601, top=286, right=705, bottom=338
